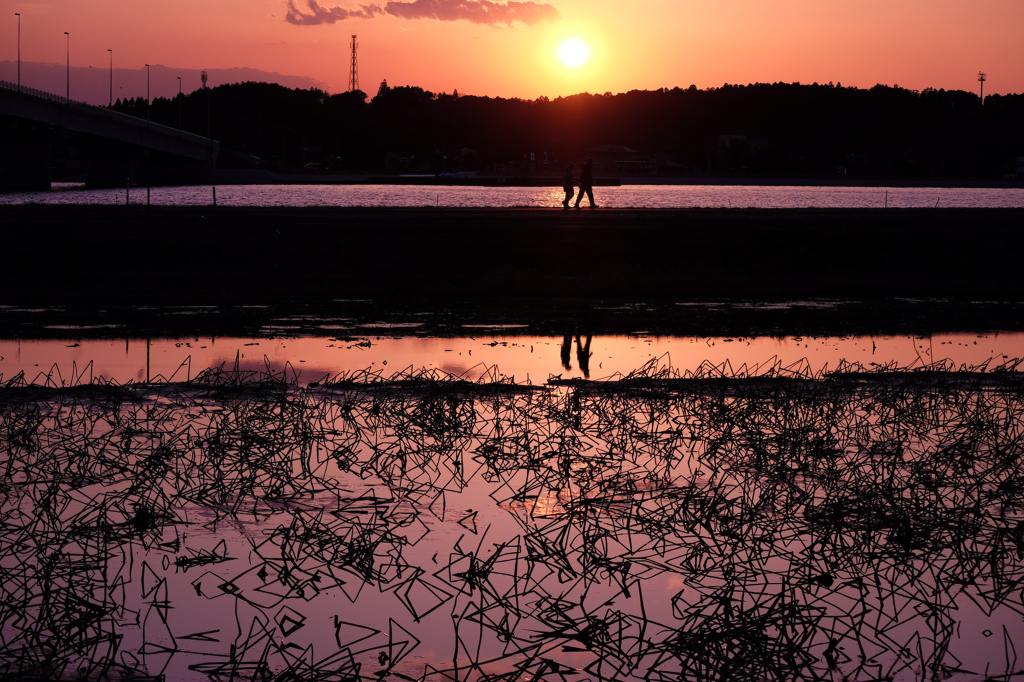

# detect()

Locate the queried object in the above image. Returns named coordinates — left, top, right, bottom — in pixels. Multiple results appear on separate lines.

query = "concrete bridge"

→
left=0, top=80, right=218, bottom=189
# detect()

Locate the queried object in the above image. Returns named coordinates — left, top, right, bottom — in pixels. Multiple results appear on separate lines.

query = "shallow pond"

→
left=3, top=331, right=1024, bottom=386
left=3, top=332, right=1024, bottom=680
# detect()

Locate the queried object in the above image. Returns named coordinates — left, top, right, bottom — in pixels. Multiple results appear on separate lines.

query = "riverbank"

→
left=2, top=205, right=1022, bottom=306
left=38, top=169, right=1024, bottom=189
left=210, top=170, right=1019, bottom=189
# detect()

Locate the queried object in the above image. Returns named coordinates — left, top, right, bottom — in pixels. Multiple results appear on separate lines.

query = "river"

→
left=2, top=182, right=1023, bottom=208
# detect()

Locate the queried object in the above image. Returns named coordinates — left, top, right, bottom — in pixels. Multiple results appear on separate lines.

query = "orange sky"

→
left=6, top=0, right=1022, bottom=99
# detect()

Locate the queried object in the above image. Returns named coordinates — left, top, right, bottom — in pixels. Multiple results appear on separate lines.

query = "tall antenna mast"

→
left=201, top=69, right=208, bottom=89
left=349, top=35, right=359, bottom=93
left=978, top=71, right=986, bottom=104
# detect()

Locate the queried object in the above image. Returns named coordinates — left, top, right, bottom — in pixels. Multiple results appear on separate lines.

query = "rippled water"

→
left=3, top=183, right=1023, bottom=208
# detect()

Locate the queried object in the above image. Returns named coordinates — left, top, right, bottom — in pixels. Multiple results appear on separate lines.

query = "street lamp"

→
left=177, top=76, right=181, bottom=130
left=64, top=31, right=69, bottom=102
left=14, top=13, right=19, bottom=92
left=107, top=49, right=112, bottom=106
left=145, top=63, right=150, bottom=121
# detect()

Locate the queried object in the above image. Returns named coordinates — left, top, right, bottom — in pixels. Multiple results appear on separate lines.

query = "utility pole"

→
left=978, top=71, right=987, bottom=105
left=14, top=14, right=19, bottom=92
left=349, top=35, right=359, bottom=92
left=145, top=64, right=150, bottom=121
left=108, top=49, right=112, bottom=106
left=201, top=69, right=209, bottom=138
left=177, top=76, right=181, bottom=130
left=64, top=32, right=69, bottom=102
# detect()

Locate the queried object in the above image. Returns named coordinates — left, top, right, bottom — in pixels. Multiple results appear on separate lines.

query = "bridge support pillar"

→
left=0, top=135, right=51, bottom=190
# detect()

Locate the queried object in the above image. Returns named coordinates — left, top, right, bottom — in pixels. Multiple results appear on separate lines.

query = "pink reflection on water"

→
left=3, top=184, right=1024, bottom=208
left=3, top=332, right=1024, bottom=386
left=4, top=344, right=1024, bottom=679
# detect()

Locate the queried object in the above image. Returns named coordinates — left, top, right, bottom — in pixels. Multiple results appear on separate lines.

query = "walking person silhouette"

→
left=562, top=161, right=576, bottom=209
left=574, top=158, right=598, bottom=209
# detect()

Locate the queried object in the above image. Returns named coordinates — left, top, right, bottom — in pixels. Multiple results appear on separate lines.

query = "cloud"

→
left=284, top=0, right=383, bottom=25
left=284, top=0, right=560, bottom=26
left=383, top=0, right=560, bottom=25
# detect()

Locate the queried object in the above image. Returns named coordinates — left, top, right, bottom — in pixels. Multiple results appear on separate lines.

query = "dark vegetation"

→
left=3, top=358, right=1024, bottom=680
left=2, top=205, right=1023, bottom=304
left=107, top=80, right=1024, bottom=177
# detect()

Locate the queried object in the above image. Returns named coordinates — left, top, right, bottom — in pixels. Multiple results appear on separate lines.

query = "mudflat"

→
left=1, top=205, right=1021, bottom=302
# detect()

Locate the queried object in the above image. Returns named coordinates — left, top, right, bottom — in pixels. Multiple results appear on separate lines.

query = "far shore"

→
left=39, top=169, right=1024, bottom=190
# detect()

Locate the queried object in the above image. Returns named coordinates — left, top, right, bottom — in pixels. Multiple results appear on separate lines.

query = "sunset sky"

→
left=4, top=0, right=1022, bottom=102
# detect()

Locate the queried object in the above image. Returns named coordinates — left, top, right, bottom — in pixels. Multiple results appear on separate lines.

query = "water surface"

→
left=4, top=331, right=1023, bottom=386
left=2, top=352, right=1023, bottom=681
left=6, top=327, right=1024, bottom=680
left=3, top=183, right=1023, bottom=208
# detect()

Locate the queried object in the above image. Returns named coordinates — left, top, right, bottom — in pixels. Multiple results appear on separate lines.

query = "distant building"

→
left=715, top=135, right=749, bottom=171
left=587, top=145, right=648, bottom=175
left=1005, top=157, right=1024, bottom=180
left=456, top=148, right=478, bottom=171
left=654, top=159, right=686, bottom=175
left=716, top=135, right=747, bottom=147
left=583, top=144, right=692, bottom=177
left=587, top=145, right=641, bottom=163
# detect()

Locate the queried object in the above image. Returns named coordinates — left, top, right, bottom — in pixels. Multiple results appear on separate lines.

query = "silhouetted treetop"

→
left=112, top=80, right=1024, bottom=177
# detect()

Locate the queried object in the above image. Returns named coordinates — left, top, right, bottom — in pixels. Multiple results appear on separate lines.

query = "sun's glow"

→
left=558, top=39, right=589, bottom=67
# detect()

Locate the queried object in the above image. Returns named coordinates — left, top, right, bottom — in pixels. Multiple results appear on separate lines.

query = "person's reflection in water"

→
left=559, top=334, right=594, bottom=376
left=561, top=335, right=573, bottom=371
left=575, top=335, right=593, bottom=378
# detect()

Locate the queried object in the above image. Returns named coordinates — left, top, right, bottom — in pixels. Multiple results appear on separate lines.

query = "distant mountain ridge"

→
left=0, top=61, right=328, bottom=106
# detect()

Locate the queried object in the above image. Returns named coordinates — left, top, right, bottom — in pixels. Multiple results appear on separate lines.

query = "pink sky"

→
left=5, top=0, right=1021, bottom=101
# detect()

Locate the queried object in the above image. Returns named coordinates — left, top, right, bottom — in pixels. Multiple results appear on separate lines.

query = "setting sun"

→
left=558, top=39, right=589, bottom=67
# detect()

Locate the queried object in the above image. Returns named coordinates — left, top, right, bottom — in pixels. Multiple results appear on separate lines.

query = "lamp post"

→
left=107, top=49, right=112, bottom=106
left=201, top=69, right=209, bottom=139
left=145, top=63, right=150, bottom=121
left=14, top=13, right=19, bottom=92
left=64, top=31, right=69, bottom=102
left=177, top=76, right=181, bottom=130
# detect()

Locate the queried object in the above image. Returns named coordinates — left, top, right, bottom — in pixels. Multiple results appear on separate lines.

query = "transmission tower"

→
left=201, top=69, right=208, bottom=89
left=349, top=36, right=359, bottom=93
left=978, top=71, right=986, bottom=104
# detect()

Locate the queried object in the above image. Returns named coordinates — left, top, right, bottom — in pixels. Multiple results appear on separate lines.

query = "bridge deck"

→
left=0, top=80, right=217, bottom=163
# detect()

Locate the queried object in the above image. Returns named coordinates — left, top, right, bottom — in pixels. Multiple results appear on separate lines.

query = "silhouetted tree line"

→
left=108, top=80, right=1024, bottom=177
